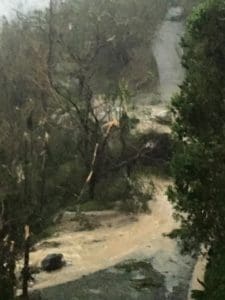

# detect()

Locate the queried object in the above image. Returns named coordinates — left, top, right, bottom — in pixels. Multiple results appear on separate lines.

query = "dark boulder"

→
left=41, top=253, right=65, bottom=272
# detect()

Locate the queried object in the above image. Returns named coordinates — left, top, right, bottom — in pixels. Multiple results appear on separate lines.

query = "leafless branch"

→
left=76, top=143, right=99, bottom=203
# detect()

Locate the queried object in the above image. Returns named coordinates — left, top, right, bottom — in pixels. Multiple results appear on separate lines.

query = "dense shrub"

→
left=168, top=0, right=225, bottom=297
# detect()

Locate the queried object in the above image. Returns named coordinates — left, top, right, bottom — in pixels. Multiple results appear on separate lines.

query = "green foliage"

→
left=179, top=0, right=201, bottom=16
left=169, top=0, right=225, bottom=250
left=192, top=245, right=225, bottom=300
left=0, top=238, right=16, bottom=300
left=168, top=0, right=225, bottom=297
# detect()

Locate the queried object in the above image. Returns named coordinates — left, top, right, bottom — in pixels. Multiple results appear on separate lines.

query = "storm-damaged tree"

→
left=47, top=0, right=168, bottom=201
left=47, top=0, right=119, bottom=201
left=0, top=0, right=169, bottom=245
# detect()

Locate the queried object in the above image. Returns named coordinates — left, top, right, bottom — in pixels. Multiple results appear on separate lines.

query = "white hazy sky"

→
left=0, top=0, right=49, bottom=18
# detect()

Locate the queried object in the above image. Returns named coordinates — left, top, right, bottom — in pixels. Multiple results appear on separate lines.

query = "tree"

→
left=46, top=0, right=167, bottom=200
left=0, top=237, right=15, bottom=300
left=0, top=0, right=168, bottom=245
left=168, top=3, right=225, bottom=297
left=168, top=0, right=225, bottom=251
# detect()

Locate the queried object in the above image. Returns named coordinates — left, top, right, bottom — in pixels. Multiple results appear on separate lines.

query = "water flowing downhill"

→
left=30, top=179, right=194, bottom=300
left=28, top=7, right=195, bottom=300
left=153, top=6, right=185, bottom=103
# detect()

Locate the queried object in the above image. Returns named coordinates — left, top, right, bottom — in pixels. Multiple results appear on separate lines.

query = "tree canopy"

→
left=168, top=0, right=225, bottom=296
left=169, top=0, right=225, bottom=249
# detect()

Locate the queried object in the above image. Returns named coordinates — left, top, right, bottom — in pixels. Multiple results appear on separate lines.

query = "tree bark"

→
left=22, top=225, right=30, bottom=300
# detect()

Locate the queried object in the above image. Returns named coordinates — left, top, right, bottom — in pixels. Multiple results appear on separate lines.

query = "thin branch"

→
left=110, top=141, right=158, bottom=172
left=76, top=143, right=99, bottom=203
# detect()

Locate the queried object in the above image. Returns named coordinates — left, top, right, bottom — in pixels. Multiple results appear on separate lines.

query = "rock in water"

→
left=41, top=253, right=65, bottom=272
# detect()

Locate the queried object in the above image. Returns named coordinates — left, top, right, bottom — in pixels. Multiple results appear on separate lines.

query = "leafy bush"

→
left=168, top=0, right=225, bottom=296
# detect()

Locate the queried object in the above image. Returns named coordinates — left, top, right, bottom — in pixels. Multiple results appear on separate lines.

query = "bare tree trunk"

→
left=0, top=237, right=16, bottom=300
left=24, top=136, right=29, bottom=205
left=22, top=225, right=30, bottom=300
left=89, top=174, right=96, bottom=200
left=40, top=136, right=48, bottom=212
left=77, top=143, right=99, bottom=203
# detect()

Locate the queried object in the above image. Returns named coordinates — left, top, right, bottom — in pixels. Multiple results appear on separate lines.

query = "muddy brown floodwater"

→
left=25, top=178, right=194, bottom=300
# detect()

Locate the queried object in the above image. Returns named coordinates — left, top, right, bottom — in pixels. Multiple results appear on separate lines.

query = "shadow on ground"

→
left=30, top=259, right=188, bottom=300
